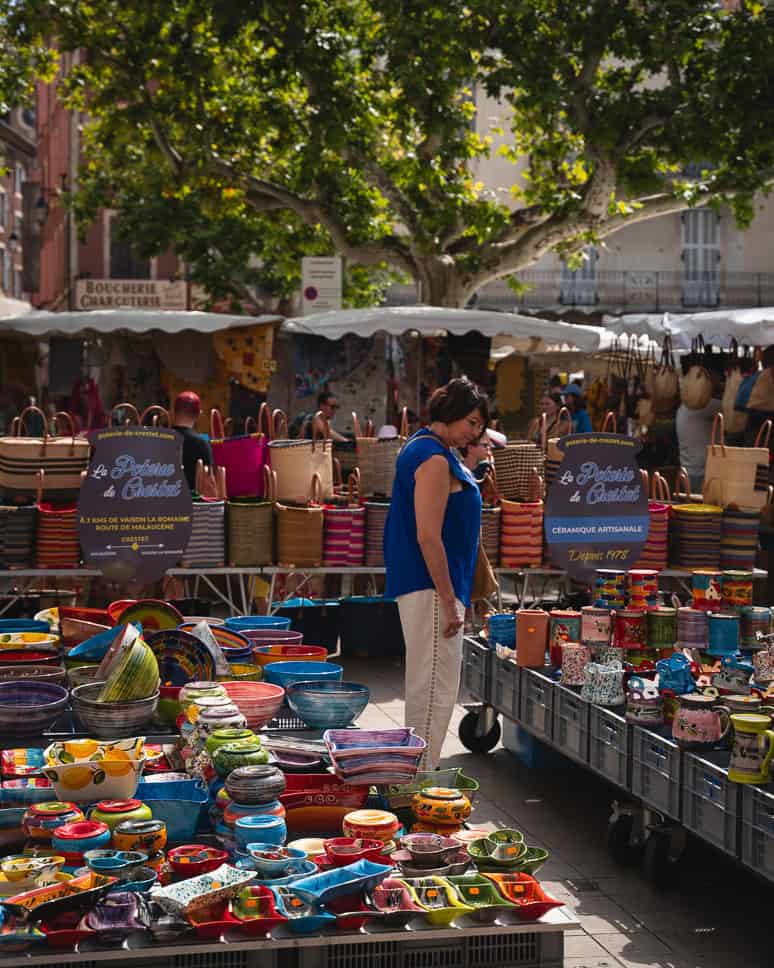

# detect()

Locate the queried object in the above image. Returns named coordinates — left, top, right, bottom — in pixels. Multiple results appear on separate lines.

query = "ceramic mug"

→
left=625, top=677, right=664, bottom=727
left=581, top=661, right=625, bottom=707
left=753, top=648, right=774, bottom=684
left=728, top=714, right=774, bottom=784
left=713, top=657, right=753, bottom=696
left=672, top=696, right=731, bottom=750
left=560, top=643, right=591, bottom=687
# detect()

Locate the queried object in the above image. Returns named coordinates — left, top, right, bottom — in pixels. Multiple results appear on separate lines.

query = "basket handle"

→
left=352, top=411, right=362, bottom=437
left=210, top=408, right=225, bottom=440
left=258, top=401, right=272, bottom=440
left=16, top=406, right=51, bottom=452
left=674, top=467, right=692, bottom=500
left=601, top=411, right=617, bottom=433
left=110, top=403, right=140, bottom=426
left=272, top=409, right=289, bottom=439
left=262, top=463, right=278, bottom=503
left=530, top=466, right=544, bottom=502
left=53, top=411, right=79, bottom=453
left=399, top=407, right=409, bottom=438
left=652, top=472, right=671, bottom=503
left=35, top=468, right=44, bottom=506
left=365, top=418, right=375, bottom=438
left=755, top=418, right=772, bottom=449
left=556, top=406, right=573, bottom=438
left=310, top=472, right=323, bottom=505
left=141, top=405, right=171, bottom=428
left=244, top=416, right=257, bottom=435
left=348, top=468, right=361, bottom=505
left=333, top=457, right=343, bottom=487
left=710, top=411, right=725, bottom=452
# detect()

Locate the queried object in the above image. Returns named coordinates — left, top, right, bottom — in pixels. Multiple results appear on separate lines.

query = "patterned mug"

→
left=581, top=661, right=625, bottom=707
left=560, top=643, right=591, bottom=687
left=753, top=648, right=774, bottom=685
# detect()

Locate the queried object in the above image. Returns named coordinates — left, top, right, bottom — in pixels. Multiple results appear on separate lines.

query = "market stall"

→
left=0, top=605, right=577, bottom=966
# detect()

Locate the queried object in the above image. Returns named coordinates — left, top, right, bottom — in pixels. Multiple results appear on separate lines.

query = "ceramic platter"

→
left=145, top=630, right=216, bottom=686
left=116, top=600, right=183, bottom=633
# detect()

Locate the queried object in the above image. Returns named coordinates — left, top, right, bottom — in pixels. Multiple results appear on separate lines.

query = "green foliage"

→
left=2, top=0, right=774, bottom=306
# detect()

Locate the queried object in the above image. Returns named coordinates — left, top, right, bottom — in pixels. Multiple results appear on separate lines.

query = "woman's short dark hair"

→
left=428, top=377, right=489, bottom=427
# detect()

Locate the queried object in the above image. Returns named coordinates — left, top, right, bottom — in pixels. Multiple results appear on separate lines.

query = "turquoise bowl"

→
left=285, top=681, right=369, bottom=728
left=263, top=662, right=342, bottom=690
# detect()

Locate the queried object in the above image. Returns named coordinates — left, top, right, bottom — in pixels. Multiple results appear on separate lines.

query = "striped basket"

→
left=481, top=505, right=502, bottom=567
left=36, top=503, right=80, bottom=569
left=323, top=473, right=365, bottom=567
left=500, top=498, right=543, bottom=568
left=181, top=499, right=226, bottom=567
left=365, top=501, right=390, bottom=568
left=632, top=473, right=670, bottom=571
left=227, top=467, right=276, bottom=567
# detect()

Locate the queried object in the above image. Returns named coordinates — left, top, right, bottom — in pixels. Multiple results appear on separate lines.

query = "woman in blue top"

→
left=564, top=383, right=593, bottom=434
left=384, top=377, right=488, bottom=769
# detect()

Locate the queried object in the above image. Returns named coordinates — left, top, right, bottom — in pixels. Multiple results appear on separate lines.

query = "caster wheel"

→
left=642, top=829, right=680, bottom=890
left=458, top=710, right=501, bottom=753
left=606, top=813, right=642, bottom=866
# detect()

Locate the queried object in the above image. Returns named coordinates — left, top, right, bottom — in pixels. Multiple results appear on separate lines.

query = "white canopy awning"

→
left=0, top=295, right=33, bottom=319
left=605, top=308, right=774, bottom=350
left=0, top=308, right=283, bottom=336
left=282, top=305, right=602, bottom=352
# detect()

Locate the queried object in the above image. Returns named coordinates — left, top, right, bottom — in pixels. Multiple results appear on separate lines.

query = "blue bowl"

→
left=245, top=844, right=307, bottom=876
left=263, top=661, right=343, bottom=690
left=235, top=815, right=287, bottom=848
left=0, top=620, right=51, bottom=633
left=67, top=627, right=119, bottom=663
left=225, top=617, right=291, bottom=632
left=285, top=680, right=369, bottom=728
left=108, top=866, right=157, bottom=893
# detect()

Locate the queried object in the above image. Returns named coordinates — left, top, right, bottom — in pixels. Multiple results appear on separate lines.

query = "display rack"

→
left=0, top=569, right=101, bottom=617
left=460, top=637, right=774, bottom=887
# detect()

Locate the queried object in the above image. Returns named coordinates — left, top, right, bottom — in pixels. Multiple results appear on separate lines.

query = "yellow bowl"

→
left=0, top=632, right=59, bottom=649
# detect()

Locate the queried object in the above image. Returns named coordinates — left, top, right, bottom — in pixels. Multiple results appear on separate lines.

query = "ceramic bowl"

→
left=287, top=838, right=327, bottom=859
left=323, top=838, right=385, bottom=867
left=220, top=681, right=286, bottom=730
left=225, top=663, right=263, bottom=683
left=399, top=833, right=462, bottom=866
left=242, top=629, right=303, bottom=649
left=52, top=820, right=111, bottom=854
left=108, top=866, right=156, bottom=893
left=22, top=802, right=85, bottom=840
left=41, top=759, right=145, bottom=804
left=212, top=740, right=270, bottom=778
left=225, top=616, right=291, bottom=632
left=0, top=631, right=59, bottom=649
left=342, top=810, right=401, bottom=844
left=263, top=661, right=342, bottom=690
left=71, top=682, right=159, bottom=739
left=252, top=644, right=325, bottom=668
left=244, top=844, right=307, bottom=877
left=83, top=849, right=148, bottom=876
left=0, top=664, right=67, bottom=687
left=235, top=814, right=287, bottom=848
left=167, top=845, right=229, bottom=877
left=66, top=665, right=101, bottom=688
left=0, top=648, right=61, bottom=666
left=44, top=737, right=146, bottom=765
left=285, top=680, right=369, bottom=729
left=0, top=681, right=69, bottom=735
left=225, top=764, right=286, bottom=805
left=0, top=854, right=63, bottom=883
left=112, top=819, right=167, bottom=854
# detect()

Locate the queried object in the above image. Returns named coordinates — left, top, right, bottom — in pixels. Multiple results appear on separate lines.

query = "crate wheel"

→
left=642, top=829, right=679, bottom=890
left=606, top=813, right=641, bottom=866
left=458, top=710, right=501, bottom=753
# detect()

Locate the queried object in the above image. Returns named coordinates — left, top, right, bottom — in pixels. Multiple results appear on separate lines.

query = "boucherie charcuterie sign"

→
left=544, top=433, right=649, bottom=582
left=78, top=428, right=192, bottom=581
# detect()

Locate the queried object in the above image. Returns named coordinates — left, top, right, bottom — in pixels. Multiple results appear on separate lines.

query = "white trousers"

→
left=397, top=589, right=464, bottom=770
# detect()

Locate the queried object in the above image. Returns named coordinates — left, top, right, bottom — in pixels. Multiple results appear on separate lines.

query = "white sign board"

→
left=74, top=279, right=188, bottom=311
left=301, top=257, right=342, bottom=315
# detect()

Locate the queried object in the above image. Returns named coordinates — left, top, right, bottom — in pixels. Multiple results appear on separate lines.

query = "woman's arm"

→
left=414, top=455, right=462, bottom=638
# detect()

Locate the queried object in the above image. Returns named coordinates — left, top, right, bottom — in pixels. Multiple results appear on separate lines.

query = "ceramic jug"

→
left=580, top=661, right=625, bottom=707
left=516, top=609, right=549, bottom=668
left=712, top=656, right=753, bottom=696
left=753, top=647, right=774, bottom=684
left=672, top=693, right=731, bottom=751
left=728, top=714, right=774, bottom=784
left=656, top=653, right=697, bottom=695
left=625, top=677, right=663, bottom=727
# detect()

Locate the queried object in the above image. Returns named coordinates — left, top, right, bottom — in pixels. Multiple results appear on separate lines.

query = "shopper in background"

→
left=529, top=391, right=564, bottom=443
left=676, top=392, right=723, bottom=494
left=563, top=383, right=593, bottom=433
left=172, top=391, right=213, bottom=494
left=384, top=376, right=488, bottom=770
left=303, top=390, right=348, bottom=442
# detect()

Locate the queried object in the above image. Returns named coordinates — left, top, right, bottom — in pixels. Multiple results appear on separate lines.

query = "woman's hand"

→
left=440, top=597, right=463, bottom=639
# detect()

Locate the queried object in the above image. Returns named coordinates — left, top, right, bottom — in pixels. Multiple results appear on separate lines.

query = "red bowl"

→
left=252, top=644, right=327, bottom=668
left=324, top=837, right=385, bottom=866
left=107, top=600, right=136, bottom=623
left=59, top=606, right=113, bottom=626
left=0, top=650, right=61, bottom=665
left=167, top=844, right=229, bottom=877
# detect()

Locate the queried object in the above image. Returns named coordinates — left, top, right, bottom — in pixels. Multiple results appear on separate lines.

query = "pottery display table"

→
left=0, top=907, right=578, bottom=967
left=0, top=569, right=101, bottom=618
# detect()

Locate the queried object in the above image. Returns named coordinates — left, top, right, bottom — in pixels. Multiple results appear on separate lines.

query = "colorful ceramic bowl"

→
left=342, top=810, right=401, bottom=844
left=22, top=802, right=85, bottom=841
left=41, top=759, right=145, bottom=805
left=0, top=854, right=63, bottom=883
left=0, top=664, right=67, bottom=687
left=244, top=845, right=307, bottom=877
left=44, top=737, right=146, bottom=766
left=263, top=661, right=342, bottom=690
left=90, top=800, right=152, bottom=832
left=252, top=644, right=326, bottom=668
left=235, top=815, right=287, bottom=848
left=412, top=788, right=472, bottom=826
left=0, top=632, right=59, bottom=649
left=399, top=833, right=462, bottom=866
left=112, top=819, right=167, bottom=854
left=83, top=849, right=148, bottom=876
left=66, top=665, right=101, bottom=688
left=0, top=682, right=69, bottom=735
left=51, top=821, right=111, bottom=854
left=204, top=728, right=256, bottom=757
left=287, top=838, right=327, bottom=859
left=167, top=845, right=229, bottom=877
left=285, top=680, right=370, bottom=729
left=219, top=681, right=286, bottom=730
left=324, top=838, right=385, bottom=867
left=70, top=682, right=159, bottom=739
left=225, top=765, right=286, bottom=806
left=114, top=600, right=183, bottom=632
left=212, top=740, right=270, bottom=778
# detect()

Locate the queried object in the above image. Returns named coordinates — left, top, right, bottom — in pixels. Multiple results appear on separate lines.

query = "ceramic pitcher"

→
left=656, top=653, right=697, bottom=695
left=672, top=693, right=731, bottom=751
left=516, top=609, right=549, bottom=668
left=712, top=656, right=754, bottom=696
left=625, top=677, right=663, bottom=727
left=753, top=647, right=774, bottom=684
left=728, top=714, right=774, bottom=784
left=580, top=661, right=625, bottom=707
left=560, top=643, right=591, bottom=687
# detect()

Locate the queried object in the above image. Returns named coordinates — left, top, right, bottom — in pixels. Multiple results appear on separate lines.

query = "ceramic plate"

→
left=117, top=601, right=183, bottom=633
left=150, top=863, right=254, bottom=915
left=145, top=629, right=216, bottom=685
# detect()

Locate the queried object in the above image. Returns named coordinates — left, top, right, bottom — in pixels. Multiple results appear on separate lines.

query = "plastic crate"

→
left=462, top=636, right=493, bottom=705
left=681, top=751, right=740, bottom=857
left=741, top=783, right=774, bottom=883
left=493, top=653, right=520, bottom=719
left=630, top=726, right=682, bottom=820
left=503, top=717, right=565, bottom=770
left=552, top=684, right=590, bottom=765
left=519, top=668, right=555, bottom=743
left=299, top=929, right=561, bottom=968
left=588, top=705, right=630, bottom=790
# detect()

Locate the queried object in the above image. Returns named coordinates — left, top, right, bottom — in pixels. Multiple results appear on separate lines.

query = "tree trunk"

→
left=420, top=255, right=475, bottom=308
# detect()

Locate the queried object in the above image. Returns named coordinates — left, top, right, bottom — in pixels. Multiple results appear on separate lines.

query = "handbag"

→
left=545, top=407, right=573, bottom=490
left=323, top=471, right=366, bottom=567
left=681, top=338, right=713, bottom=411
left=471, top=540, right=499, bottom=603
left=270, top=410, right=334, bottom=503
left=747, top=366, right=774, bottom=414
left=227, top=466, right=276, bottom=567
left=210, top=403, right=271, bottom=499
left=499, top=468, right=544, bottom=568
left=109, top=402, right=141, bottom=427
left=650, top=335, right=680, bottom=413
left=703, top=412, right=772, bottom=510
left=354, top=408, right=408, bottom=498
left=492, top=415, right=546, bottom=501
left=0, top=406, right=90, bottom=497
left=276, top=472, right=325, bottom=567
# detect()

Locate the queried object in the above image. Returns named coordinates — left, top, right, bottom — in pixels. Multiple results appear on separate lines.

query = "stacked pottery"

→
left=595, top=570, right=627, bottom=608
left=646, top=607, right=677, bottom=653
left=211, top=754, right=284, bottom=852
left=628, top=570, right=659, bottom=609
left=548, top=610, right=581, bottom=667
left=677, top=608, right=708, bottom=652
left=411, top=787, right=471, bottom=836
left=22, top=802, right=84, bottom=842
left=51, top=820, right=111, bottom=871
left=581, top=607, right=612, bottom=650
left=614, top=610, right=647, bottom=651
left=90, top=799, right=151, bottom=833
left=672, top=506, right=722, bottom=570
left=691, top=570, right=723, bottom=611
left=707, top=613, right=741, bottom=658
left=721, top=570, right=754, bottom=611
left=342, top=809, right=401, bottom=845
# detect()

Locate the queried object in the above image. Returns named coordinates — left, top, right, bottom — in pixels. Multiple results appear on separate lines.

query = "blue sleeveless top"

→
left=384, top=429, right=482, bottom=607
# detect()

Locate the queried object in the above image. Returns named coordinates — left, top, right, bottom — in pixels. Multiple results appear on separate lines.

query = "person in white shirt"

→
left=676, top=397, right=723, bottom=494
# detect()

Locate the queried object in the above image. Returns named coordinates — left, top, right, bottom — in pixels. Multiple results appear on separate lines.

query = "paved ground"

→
left=342, top=655, right=769, bottom=968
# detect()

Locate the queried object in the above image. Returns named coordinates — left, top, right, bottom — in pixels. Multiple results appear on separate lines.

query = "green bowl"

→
left=516, top=846, right=550, bottom=876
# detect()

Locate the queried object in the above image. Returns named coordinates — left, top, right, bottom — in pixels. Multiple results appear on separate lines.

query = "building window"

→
left=560, top=246, right=598, bottom=305
left=682, top=209, right=720, bottom=306
left=109, top=216, right=150, bottom=279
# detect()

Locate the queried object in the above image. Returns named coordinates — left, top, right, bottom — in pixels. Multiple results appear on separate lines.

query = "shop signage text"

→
left=74, top=279, right=188, bottom=310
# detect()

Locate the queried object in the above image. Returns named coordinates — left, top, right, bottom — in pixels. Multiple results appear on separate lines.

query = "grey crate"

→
left=493, top=654, right=521, bottom=719
left=681, top=752, right=740, bottom=857
left=300, top=930, right=562, bottom=968
left=552, top=685, right=590, bottom=765
left=462, top=636, right=493, bottom=704
left=588, top=705, right=630, bottom=790
left=631, top=726, right=682, bottom=820
left=519, top=668, right=555, bottom=743
left=741, top=783, right=774, bottom=883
